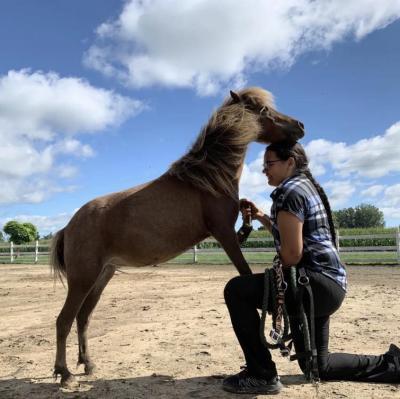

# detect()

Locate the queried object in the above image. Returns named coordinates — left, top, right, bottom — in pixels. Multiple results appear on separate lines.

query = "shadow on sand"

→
left=0, top=373, right=307, bottom=399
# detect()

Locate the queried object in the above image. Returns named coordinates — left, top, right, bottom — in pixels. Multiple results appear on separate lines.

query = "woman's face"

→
left=263, top=150, right=294, bottom=187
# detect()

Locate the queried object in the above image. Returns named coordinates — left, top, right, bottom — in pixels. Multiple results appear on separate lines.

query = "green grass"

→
left=0, top=249, right=398, bottom=266
left=166, top=251, right=398, bottom=265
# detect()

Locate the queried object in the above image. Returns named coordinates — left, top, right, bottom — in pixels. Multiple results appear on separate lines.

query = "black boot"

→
left=222, top=367, right=282, bottom=394
left=382, top=343, right=400, bottom=383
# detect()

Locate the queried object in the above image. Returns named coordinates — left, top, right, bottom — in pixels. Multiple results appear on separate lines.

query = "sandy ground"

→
left=0, top=263, right=399, bottom=399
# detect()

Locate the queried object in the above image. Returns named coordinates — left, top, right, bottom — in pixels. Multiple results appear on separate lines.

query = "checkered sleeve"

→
left=275, top=189, right=306, bottom=222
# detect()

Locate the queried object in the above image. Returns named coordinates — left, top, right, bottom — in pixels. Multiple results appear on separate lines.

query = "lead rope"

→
left=259, top=256, right=291, bottom=355
left=260, top=258, right=320, bottom=387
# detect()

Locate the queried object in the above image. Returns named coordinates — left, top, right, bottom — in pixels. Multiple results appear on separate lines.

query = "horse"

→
left=51, top=87, right=305, bottom=387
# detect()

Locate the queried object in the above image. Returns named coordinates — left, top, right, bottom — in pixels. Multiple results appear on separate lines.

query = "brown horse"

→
left=51, top=87, right=304, bottom=387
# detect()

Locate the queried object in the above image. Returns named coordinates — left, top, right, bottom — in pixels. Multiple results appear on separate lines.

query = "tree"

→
left=354, top=204, right=385, bottom=228
left=22, top=222, right=40, bottom=241
left=334, top=207, right=356, bottom=228
left=333, top=204, right=384, bottom=228
left=42, top=232, right=54, bottom=240
left=0, top=231, right=4, bottom=242
left=3, top=220, right=39, bottom=244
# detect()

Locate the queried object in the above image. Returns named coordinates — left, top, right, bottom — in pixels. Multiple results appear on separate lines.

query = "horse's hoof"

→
left=61, top=373, right=78, bottom=388
left=84, top=362, right=96, bottom=376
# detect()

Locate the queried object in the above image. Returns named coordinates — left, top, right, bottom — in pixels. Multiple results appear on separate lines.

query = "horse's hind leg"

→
left=54, top=273, right=98, bottom=387
left=76, top=264, right=116, bottom=375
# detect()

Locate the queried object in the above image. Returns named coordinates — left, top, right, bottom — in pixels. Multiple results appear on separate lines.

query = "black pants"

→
left=224, top=270, right=399, bottom=382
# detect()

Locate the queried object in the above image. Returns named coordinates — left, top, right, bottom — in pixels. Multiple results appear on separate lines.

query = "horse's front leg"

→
left=202, top=193, right=252, bottom=275
left=212, top=228, right=252, bottom=275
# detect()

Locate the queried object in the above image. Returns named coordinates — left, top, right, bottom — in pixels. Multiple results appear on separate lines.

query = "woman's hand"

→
left=239, top=199, right=264, bottom=221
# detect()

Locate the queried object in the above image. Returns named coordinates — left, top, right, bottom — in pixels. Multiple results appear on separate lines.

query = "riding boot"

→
left=381, top=344, right=400, bottom=383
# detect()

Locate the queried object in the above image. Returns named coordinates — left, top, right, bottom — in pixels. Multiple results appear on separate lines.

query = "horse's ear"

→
left=230, top=90, right=241, bottom=103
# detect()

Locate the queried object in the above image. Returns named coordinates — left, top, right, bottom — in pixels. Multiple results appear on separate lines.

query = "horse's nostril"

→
left=298, top=121, right=304, bottom=130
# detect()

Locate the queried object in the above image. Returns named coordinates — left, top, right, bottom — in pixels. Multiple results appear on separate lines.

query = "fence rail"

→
left=1, top=229, right=399, bottom=265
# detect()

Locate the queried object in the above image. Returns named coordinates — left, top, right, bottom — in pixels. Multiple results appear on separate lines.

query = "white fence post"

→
left=10, top=241, right=14, bottom=263
left=35, top=240, right=39, bottom=263
left=396, top=226, right=400, bottom=264
left=193, top=245, right=198, bottom=264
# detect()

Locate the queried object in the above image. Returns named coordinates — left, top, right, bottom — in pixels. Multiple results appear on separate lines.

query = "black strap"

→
left=296, top=268, right=320, bottom=382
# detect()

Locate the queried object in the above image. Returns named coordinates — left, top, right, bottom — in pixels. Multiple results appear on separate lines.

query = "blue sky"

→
left=1, top=0, right=400, bottom=235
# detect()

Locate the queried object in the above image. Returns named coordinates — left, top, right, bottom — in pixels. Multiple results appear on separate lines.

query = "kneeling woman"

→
left=223, top=141, right=400, bottom=395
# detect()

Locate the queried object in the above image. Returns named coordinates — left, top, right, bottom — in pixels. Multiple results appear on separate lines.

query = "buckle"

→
left=269, top=329, right=282, bottom=344
left=280, top=346, right=290, bottom=357
left=298, top=268, right=309, bottom=285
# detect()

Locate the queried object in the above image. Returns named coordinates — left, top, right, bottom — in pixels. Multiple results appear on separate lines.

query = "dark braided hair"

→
left=266, top=141, right=338, bottom=248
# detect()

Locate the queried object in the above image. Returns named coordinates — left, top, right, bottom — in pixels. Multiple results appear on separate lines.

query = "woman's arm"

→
left=277, top=211, right=303, bottom=267
left=239, top=199, right=272, bottom=233
left=256, top=214, right=273, bottom=233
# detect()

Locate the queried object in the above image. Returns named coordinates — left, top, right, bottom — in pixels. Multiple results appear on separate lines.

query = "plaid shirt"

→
left=270, top=174, right=347, bottom=291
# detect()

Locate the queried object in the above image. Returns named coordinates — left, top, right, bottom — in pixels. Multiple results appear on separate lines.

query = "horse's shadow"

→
left=0, top=373, right=307, bottom=399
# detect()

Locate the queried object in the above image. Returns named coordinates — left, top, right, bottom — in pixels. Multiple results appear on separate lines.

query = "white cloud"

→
left=382, top=183, right=400, bottom=208
left=360, top=184, right=385, bottom=198
left=381, top=207, right=400, bottom=221
left=0, top=212, right=75, bottom=236
left=84, top=0, right=400, bottom=94
left=0, top=69, right=142, bottom=140
left=57, top=165, right=79, bottom=179
left=305, top=122, right=400, bottom=179
left=0, top=176, right=77, bottom=204
left=0, top=69, right=142, bottom=204
left=323, top=180, right=357, bottom=209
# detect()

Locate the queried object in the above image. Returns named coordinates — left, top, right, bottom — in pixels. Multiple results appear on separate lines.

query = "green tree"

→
left=0, top=231, right=4, bottom=242
left=22, top=222, right=40, bottom=240
left=3, top=220, right=39, bottom=244
left=334, top=207, right=356, bottom=228
left=354, top=204, right=385, bottom=228
left=333, top=204, right=384, bottom=228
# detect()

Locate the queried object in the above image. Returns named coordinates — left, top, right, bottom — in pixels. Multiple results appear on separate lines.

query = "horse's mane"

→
left=168, top=87, right=275, bottom=197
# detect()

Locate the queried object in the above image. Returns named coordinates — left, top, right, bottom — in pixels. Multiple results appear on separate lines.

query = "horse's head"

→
left=229, top=87, right=305, bottom=144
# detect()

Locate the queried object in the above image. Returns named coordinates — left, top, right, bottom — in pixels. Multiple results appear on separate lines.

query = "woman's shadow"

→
left=0, top=373, right=307, bottom=399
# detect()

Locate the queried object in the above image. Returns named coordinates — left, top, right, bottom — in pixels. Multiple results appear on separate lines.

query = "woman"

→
left=222, top=141, right=400, bottom=395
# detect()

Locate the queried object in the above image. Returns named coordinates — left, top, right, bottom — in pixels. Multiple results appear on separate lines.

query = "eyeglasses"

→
left=262, top=159, right=282, bottom=172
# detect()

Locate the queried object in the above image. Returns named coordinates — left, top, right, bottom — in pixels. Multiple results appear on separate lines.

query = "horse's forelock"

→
left=224, top=87, right=276, bottom=111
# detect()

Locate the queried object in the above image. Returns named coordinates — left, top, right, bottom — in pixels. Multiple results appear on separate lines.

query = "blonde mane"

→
left=168, top=87, right=275, bottom=197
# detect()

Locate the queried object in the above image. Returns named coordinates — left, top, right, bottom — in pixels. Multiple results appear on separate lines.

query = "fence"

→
left=1, top=229, right=399, bottom=265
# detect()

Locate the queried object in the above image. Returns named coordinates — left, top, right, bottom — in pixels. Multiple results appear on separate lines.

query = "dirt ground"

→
left=0, top=263, right=399, bottom=399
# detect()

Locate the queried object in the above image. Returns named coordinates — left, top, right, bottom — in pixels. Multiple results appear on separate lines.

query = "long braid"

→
left=303, top=169, right=337, bottom=248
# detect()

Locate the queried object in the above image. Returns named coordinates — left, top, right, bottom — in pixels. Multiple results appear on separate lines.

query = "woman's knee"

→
left=224, top=276, right=244, bottom=302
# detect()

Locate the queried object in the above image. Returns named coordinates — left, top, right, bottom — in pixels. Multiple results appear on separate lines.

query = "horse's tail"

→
left=50, top=228, right=66, bottom=285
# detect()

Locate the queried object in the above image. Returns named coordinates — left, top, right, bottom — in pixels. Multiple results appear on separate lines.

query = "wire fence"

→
left=1, top=228, right=399, bottom=265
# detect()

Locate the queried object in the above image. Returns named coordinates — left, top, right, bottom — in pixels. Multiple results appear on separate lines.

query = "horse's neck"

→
left=233, top=151, right=248, bottom=187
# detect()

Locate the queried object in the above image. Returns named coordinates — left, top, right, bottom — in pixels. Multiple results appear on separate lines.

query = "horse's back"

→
left=63, top=175, right=210, bottom=266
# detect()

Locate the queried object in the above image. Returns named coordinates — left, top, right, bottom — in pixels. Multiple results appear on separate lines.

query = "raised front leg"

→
left=202, top=193, right=252, bottom=275
left=213, top=228, right=252, bottom=275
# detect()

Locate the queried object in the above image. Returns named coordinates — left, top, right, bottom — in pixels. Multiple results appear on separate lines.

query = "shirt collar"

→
left=270, top=173, right=302, bottom=200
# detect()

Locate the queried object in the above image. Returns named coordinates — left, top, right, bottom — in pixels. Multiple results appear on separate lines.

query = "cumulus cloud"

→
left=0, top=212, right=75, bottom=236
left=381, top=183, right=400, bottom=222
left=0, top=176, right=77, bottom=204
left=304, top=122, right=400, bottom=179
left=0, top=69, right=142, bottom=204
left=360, top=184, right=385, bottom=198
left=323, top=180, right=357, bottom=208
left=382, top=183, right=400, bottom=207
left=84, top=0, right=400, bottom=94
